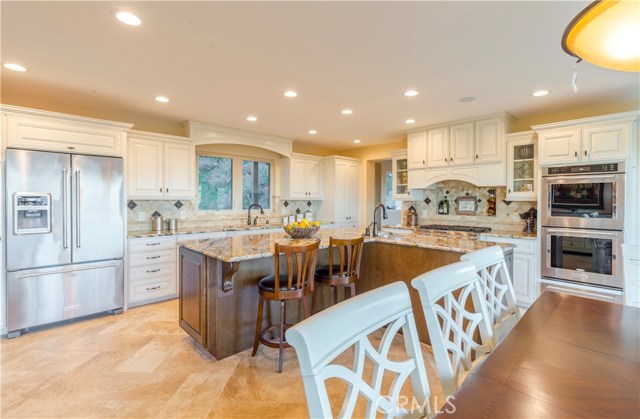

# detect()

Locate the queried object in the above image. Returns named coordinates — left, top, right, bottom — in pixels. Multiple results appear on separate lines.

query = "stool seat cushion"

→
left=258, top=274, right=306, bottom=292
left=315, top=264, right=343, bottom=278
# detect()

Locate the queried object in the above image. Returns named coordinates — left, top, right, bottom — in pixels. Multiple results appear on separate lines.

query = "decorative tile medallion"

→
left=306, top=201, right=312, bottom=207
left=283, top=201, right=289, bottom=207
left=174, top=200, right=183, bottom=209
left=127, top=200, right=137, bottom=210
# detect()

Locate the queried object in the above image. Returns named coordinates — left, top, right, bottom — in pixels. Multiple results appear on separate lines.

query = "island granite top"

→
left=179, top=227, right=514, bottom=263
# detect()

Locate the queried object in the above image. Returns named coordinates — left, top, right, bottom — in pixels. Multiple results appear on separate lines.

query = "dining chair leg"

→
left=252, top=295, right=264, bottom=356
left=278, top=300, right=285, bottom=373
left=302, top=294, right=310, bottom=319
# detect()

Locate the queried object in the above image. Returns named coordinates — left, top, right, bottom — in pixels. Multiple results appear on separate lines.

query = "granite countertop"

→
left=480, top=230, right=537, bottom=240
left=127, top=225, right=282, bottom=239
left=180, top=227, right=514, bottom=263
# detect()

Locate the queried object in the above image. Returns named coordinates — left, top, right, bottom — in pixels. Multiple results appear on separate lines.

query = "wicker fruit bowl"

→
left=283, top=224, right=320, bottom=238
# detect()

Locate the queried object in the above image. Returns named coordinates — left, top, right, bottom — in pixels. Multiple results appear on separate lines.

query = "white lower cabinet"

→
left=622, top=244, right=640, bottom=308
left=127, top=236, right=177, bottom=307
left=479, top=235, right=538, bottom=307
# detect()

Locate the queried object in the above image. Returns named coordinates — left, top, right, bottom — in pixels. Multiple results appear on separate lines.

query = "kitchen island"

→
left=178, top=227, right=513, bottom=359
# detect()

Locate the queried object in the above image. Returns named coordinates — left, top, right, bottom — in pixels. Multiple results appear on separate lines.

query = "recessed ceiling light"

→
left=246, top=115, right=258, bottom=122
left=3, top=63, right=27, bottom=72
left=353, top=139, right=361, bottom=144
left=341, top=109, right=353, bottom=115
left=154, top=96, right=170, bottom=103
left=532, top=90, right=550, bottom=97
left=405, top=119, right=416, bottom=124
left=308, top=130, right=317, bottom=135
left=404, top=90, right=419, bottom=97
left=116, top=11, right=141, bottom=26
left=283, top=90, right=298, bottom=98
left=459, top=96, right=475, bottom=103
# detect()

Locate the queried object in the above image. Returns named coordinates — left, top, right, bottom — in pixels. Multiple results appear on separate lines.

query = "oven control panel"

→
left=547, top=163, right=619, bottom=175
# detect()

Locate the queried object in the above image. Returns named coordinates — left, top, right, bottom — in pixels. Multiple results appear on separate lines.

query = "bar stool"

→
left=252, top=239, right=320, bottom=373
left=314, top=235, right=365, bottom=307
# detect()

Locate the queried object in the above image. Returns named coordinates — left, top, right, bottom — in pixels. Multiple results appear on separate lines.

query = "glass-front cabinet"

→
left=391, top=150, right=410, bottom=200
left=506, top=132, right=537, bottom=201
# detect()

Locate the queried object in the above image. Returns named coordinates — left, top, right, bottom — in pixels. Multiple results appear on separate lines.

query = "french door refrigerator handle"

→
left=62, top=169, right=69, bottom=249
left=75, top=169, right=81, bottom=248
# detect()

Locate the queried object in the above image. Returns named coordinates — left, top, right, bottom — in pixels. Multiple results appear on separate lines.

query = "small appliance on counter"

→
left=151, top=211, right=163, bottom=231
left=519, top=207, right=537, bottom=234
left=166, top=218, right=177, bottom=231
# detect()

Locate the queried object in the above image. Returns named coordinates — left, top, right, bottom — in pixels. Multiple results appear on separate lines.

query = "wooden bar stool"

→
left=252, top=239, right=320, bottom=373
left=314, top=235, right=364, bottom=307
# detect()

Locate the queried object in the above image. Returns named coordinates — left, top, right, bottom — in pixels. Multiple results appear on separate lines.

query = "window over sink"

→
left=198, top=152, right=273, bottom=212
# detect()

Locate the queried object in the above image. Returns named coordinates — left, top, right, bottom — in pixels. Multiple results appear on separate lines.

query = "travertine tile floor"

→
left=1, top=299, right=444, bottom=418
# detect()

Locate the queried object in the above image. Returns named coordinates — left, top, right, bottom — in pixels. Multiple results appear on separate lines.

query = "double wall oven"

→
left=541, top=163, right=625, bottom=303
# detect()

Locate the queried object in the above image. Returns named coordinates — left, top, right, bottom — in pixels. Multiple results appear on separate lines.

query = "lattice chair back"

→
left=411, top=261, right=496, bottom=398
left=460, top=246, right=521, bottom=341
left=286, top=282, right=431, bottom=419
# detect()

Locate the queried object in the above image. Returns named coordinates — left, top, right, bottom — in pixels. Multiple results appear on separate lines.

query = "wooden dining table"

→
left=437, top=291, right=640, bottom=418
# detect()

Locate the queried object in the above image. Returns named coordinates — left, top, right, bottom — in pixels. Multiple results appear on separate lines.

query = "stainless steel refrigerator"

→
left=5, top=148, right=124, bottom=337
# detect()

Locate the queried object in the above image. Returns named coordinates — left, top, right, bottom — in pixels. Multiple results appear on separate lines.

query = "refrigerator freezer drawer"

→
left=7, top=260, right=124, bottom=332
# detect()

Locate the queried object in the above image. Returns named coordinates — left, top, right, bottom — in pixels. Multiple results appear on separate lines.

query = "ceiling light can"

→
left=284, top=90, right=298, bottom=98
left=405, top=119, right=416, bottom=124
left=246, top=116, right=258, bottom=122
left=341, top=109, right=353, bottom=115
left=116, top=11, right=141, bottom=26
left=308, top=130, right=317, bottom=134
left=404, top=90, right=419, bottom=97
left=3, top=63, right=27, bottom=72
left=532, top=90, right=550, bottom=97
left=155, top=96, right=170, bottom=103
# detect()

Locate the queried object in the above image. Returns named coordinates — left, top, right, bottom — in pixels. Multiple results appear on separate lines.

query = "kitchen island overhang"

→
left=178, top=228, right=514, bottom=359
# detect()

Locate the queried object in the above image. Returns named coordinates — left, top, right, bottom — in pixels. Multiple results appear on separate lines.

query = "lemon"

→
left=312, top=221, right=320, bottom=227
left=291, top=222, right=299, bottom=228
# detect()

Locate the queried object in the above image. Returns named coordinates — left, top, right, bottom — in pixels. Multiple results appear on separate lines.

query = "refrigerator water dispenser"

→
left=14, top=193, right=52, bottom=234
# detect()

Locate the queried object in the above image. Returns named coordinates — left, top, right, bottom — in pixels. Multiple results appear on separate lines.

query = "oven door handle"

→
left=543, top=174, right=618, bottom=182
left=543, top=228, right=620, bottom=237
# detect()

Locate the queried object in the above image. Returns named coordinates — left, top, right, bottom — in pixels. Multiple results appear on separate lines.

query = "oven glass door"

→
left=542, top=174, right=623, bottom=229
left=542, top=228, right=623, bottom=289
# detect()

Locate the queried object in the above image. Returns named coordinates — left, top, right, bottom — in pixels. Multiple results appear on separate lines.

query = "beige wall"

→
left=291, top=142, right=339, bottom=156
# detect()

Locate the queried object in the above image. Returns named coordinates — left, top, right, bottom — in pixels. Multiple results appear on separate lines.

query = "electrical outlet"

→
left=137, top=212, right=147, bottom=221
left=421, top=210, right=427, bottom=218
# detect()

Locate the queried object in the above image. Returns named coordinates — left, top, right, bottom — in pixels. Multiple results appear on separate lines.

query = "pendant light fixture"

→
left=562, top=0, right=640, bottom=73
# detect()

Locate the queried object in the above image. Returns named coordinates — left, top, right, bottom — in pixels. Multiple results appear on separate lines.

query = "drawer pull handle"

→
left=146, top=269, right=161, bottom=273
left=146, top=256, right=161, bottom=259
left=146, top=243, right=161, bottom=246
left=146, top=285, right=161, bottom=290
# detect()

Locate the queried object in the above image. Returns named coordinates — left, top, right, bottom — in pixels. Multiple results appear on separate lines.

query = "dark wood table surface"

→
left=437, top=291, right=640, bottom=418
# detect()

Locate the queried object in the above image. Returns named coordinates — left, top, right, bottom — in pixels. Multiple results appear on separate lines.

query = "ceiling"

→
left=1, top=1, right=639, bottom=150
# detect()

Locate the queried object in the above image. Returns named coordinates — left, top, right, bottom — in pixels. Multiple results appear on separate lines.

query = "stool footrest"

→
left=259, top=324, right=293, bottom=349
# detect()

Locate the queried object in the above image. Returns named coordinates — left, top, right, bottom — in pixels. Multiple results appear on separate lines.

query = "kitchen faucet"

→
left=372, top=203, right=388, bottom=237
left=247, top=204, right=264, bottom=225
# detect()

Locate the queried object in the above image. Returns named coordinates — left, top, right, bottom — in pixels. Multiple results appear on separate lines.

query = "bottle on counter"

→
left=443, top=196, right=450, bottom=214
left=438, top=200, right=444, bottom=214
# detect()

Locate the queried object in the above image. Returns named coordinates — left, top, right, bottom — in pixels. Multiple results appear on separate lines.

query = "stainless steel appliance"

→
left=541, top=162, right=626, bottom=303
left=541, top=162, right=624, bottom=230
left=5, top=149, right=124, bottom=337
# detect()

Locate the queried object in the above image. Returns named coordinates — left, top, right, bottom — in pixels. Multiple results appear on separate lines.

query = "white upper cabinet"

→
left=426, top=126, right=449, bottom=167
left=316, top=156, right=360, bottom=226
left=450, top=122, right=475, bottom=166
left=474, top=116, right=502, bottom=163
left=391, top=150, right=410, bottom=200
left=280, top=153, right=323, bottom=200
left=506, top=131, right=537, bottom=201
left=127, top=130, right=195, bottom=200
left=407, top=131, right=427, bottom=169
left=535, top=112, right=638, bottom=166
left=1, top=105, right=132, bottom=159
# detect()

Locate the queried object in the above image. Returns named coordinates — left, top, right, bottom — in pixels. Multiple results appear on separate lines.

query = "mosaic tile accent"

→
left=174, top=200, right=183, bottom=209
left=127, top=200, right=137, bottom=210
left=283, top=201, right=289, bottom=207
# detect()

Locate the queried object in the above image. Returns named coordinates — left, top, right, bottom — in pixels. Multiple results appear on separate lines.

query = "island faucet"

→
left=247, top=204, right=264, bottom=225
left=372, top=203, right=388, bottom=237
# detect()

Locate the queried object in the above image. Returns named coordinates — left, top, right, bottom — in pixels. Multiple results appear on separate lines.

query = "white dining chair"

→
left=285, top=281, right=431, bottom=419
left=411, top=260, right=496, bottom=398
left=461, top=246, right=522, bottom=341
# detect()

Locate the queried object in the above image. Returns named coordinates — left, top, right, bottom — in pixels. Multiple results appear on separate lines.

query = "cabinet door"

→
left=506, top=137, right=537, bottom=201
left=306, top=159, right=323, bottom=199
left=426, top=127, right=449, bottom=167
left=474, top=117, right=502, bottom=163
left=513, top=252, right=536, bottom=306
left=164, top=142, right=195, bottom=199
left=392, top=154, right=410, bottom=199
left=128, top=138, right=164, bottom=198
left=583, top=123, right=631, bottom=162
left=179, top=248, right=207, bottom=347
left=345, top=163, right=360, bottom=221
left=538, top=129, right=581, bottom=165
left=449, top=122, right=475, bottom=166
left=407, top=132, right=427, bottom=169
left=289, top=158, right=308, bottom=199
left=334, top=161, right=348, bottom=222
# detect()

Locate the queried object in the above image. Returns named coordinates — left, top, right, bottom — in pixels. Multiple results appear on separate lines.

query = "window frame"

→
left=197, top=151, right=275, bottom=214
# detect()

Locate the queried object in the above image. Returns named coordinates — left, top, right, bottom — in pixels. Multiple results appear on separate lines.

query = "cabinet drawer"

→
left=129, top=262, right=176, bottom=280
left=128, top=248, right=175, bottom=267
left=479, top=235, right=537, bottom=254
left=128, top=275, right=176, bottom=303
left=128, top=236, right=176, bottom=252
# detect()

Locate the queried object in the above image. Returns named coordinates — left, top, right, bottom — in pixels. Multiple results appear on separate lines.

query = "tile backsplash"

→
left=127, top=198, right=323, bottom=231
left=401, top=180, right=537, bottom=232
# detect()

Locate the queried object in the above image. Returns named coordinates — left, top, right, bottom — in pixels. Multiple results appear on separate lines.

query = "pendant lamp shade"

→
left=562, top=0, right=640, bottom=72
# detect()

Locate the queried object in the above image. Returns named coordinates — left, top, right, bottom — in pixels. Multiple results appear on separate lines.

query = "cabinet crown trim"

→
left=182, top=120, right=293, bottom=157
left=129, top=129, right=192, bottom=143
left=532, top=110, right=640, bottom=132
left=322, top=155, right=362, bottom=163
left=406, top=112, right=515, bottom=134
left=0, top=104, right=133, bottom=131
